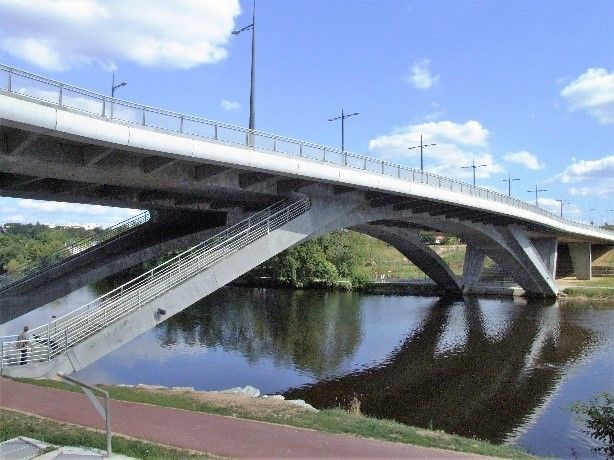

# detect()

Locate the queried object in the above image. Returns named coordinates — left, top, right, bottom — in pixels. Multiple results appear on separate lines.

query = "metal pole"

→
left=341, top=108, right=345, bottom=153
left=420, top=135, right=423, bottom=172
left=249, top=0, right=256, bottom=134
left=105, top=396, right=112, bottom=456
left=57, top=372, right=112, bottom=457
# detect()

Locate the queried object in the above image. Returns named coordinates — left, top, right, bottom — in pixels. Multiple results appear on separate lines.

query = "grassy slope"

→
left=10, top=378, right=531, bottom=458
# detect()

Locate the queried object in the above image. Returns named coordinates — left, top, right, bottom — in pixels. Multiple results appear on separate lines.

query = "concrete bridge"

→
left=0, top=64, right=612, bottom=377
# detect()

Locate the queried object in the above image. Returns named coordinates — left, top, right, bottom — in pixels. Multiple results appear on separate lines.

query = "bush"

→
left=570, top=393, right=614, bottom=457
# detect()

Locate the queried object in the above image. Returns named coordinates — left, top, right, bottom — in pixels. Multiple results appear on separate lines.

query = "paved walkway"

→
left=1, top=378, right=481, bottom=458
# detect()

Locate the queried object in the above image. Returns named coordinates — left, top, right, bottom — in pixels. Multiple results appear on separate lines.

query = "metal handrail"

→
left=0, top=197, right=311, bottom=370
left=0, top=211, right=150, bottom=291
left=0, top=63, right=612, bottom=239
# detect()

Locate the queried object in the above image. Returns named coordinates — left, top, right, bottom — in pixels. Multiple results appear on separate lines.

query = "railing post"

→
left=102, top=98, right=106, bottom=117
left=343, top=152, right=347, bottom=166
left=273, top=137, right=277, bottom=152
left=64, top=330, right=68, bottom=352
left=7, top=69, right=12, bottom=92
left=180, top=116, right=184, bottom=133
left=299, top=144, right=303, bottom=157
left=47, top=323, right=51, bottom=361
left=397, top=165, right=401, bottom=178
left=142, top=109, right=146, bottom=126
left=1, top=342, right=4, bottom=373
left=381, top=161, right=384, bottom=174
left=364, top=158, right=367, bottom=170
left=214, top=124, right=218, bottom=140
left=58, top=86, right=63, bottom=107
left=323, top=148, right=326, bottom=161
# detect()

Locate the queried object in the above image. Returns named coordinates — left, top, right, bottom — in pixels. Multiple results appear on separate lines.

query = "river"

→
left=5, top=286, right=613, bottom=458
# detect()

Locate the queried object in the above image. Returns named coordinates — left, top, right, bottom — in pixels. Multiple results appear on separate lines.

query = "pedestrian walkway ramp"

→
left=0, top=211, right=150, bottom=292
left=0, top=197, right=311, bottom=378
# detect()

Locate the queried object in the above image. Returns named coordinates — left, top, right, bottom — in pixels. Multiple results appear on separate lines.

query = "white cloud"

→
left=0, top=0, right=241, bottom=71
left=569, top=186, right=613, bottom=199
left=5, top=214, right=26, bottom=223
left=503, top=151, right=544, bottom=170
left=368, top=120, right=503, bottom=179
left=537, top=197, right=581, bottom=217
left=19, top=199, right=111, bottom=215
left=556, top=155, right=614, bottom=199
left=559, top=155, right=614, bottom=183
left=406, top=59, right=440, bottom=90
left=560, top=68, right=614, bottom=125
left=221, top=99, right=240, bottom=111
left=421, top=110, right=446, bottom=122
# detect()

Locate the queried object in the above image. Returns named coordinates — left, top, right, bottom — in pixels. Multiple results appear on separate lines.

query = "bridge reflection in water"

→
left=142, top=288, right=598, bottom=444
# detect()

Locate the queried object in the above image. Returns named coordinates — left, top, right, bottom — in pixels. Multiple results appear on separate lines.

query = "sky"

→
left=0, top=0, right=612, bottom=227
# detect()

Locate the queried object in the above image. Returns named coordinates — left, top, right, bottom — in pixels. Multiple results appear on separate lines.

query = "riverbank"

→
left=235, top=276, right=614, bottom=300
left=557, top=277, right=614, bottom=302
left=6, top=377, right=531, bottom=458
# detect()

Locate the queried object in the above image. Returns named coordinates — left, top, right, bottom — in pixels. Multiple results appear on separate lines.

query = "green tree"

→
left=570, top=393, right=614, bottom=457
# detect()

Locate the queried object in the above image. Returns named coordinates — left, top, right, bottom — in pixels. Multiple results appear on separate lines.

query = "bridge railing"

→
left=0, top=197, right=311, bottom=371
left=0, top=211, right=150, bottom=291
left=1, top=63, right=611, bottom=238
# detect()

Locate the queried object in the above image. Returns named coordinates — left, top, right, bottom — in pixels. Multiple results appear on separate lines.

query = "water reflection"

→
left=159, top=288, right=363, bottom=379
left=284, top=297, right=596, bottom=443
left=71, top=287, right=608, bottom=454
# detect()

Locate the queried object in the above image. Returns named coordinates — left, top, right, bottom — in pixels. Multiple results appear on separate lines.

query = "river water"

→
left=5, top=286, right=613, bottom=457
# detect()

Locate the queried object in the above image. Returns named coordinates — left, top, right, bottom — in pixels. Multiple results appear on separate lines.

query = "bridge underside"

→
left=1, top=104, right=611, bottom=328
left=0, top=182, right=606, bottom=327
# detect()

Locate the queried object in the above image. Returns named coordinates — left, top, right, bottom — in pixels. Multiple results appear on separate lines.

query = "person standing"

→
left=17, top=325, right=30, bottom=365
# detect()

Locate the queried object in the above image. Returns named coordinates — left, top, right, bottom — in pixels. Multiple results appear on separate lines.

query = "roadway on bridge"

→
left=0, top=377, right=482, bottom=458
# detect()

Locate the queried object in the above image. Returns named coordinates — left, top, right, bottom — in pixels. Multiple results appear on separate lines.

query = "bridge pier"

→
left=530, top=237, right=558, bottom=279
left=461, top=245, right=486, bottom=293
left=353, top=224, right=463, bottom=295
left=568, top=242, right=592, bottom=280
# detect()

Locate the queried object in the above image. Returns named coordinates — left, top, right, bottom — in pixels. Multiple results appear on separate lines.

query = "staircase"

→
left=0, top=211, right=150, bottom=292
left=0, top=197, right=311, bottom=376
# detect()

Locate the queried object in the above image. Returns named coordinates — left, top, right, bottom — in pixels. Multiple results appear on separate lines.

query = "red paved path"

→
left=1, top=377, right=483, bottom=458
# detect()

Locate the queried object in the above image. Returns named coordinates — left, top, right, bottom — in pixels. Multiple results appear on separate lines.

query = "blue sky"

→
left=0, top=0, right=612, bottom=227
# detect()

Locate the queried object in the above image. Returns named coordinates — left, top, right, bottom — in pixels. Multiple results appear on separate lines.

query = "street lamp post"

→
left=528, top=185, right=547, bottom=206
left=556, top=198, right=569, bottom=218
left=502, top=172, right=520, bottom=197
left=111, top=72, right=127, bottom=98
left=408, top=135, right=436, bottom=172
left=328, top=109, right=359, bottom=152
left=589, top=208, right=596, bottom=225
left=461, top=158, right=488, bottom=186
left=232, top=0, right=256, bottom=144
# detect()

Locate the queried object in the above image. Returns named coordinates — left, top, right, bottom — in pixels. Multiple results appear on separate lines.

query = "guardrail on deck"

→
left=1, top=63, right=611, bottom=239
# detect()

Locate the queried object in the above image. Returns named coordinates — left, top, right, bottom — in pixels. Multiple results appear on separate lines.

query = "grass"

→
left=11, top=378, right=531, bottom=458
left=557, top=277, right=614, bottom=301
left=0, top=408, right=208, bottom=459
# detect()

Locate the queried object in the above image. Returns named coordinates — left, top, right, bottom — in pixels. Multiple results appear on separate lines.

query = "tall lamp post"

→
left=408, top=135, right=436, bottom=172
left=556, top=198, right=569, bottom=218
left=232, top=0, right=256, bottom=143
left=328, top=109, right=359, bottom=152
left=502, top=172, right=520, bottom=197
left=461, top=158, right=488, bottom=186
left=528, top=185, right=547, bottom=206
left=111, top=72, right=127, bottom=97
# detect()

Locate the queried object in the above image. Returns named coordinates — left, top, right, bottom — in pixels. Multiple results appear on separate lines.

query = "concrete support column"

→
left=462, top=244, right=485, bottom=292
left=568, top=242, right=592, bottom=280
left=530, top=237, right=558, bottom=279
